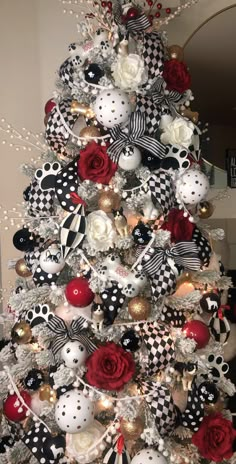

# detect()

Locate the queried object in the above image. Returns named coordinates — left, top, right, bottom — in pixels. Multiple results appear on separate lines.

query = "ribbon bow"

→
left=113, top=1, right=151, bottom=33
left=107, top=111, right=166, bottom=163
left=47, top=315, right=96, bottom=356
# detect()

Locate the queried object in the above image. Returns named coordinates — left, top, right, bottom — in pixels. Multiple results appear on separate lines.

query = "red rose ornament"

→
left=86, top=342, right=135, bottom=391
left=192, top=413, right=236, bottom=462
left=163, top=59, right=191, bottom=94
left=77, top=141, right=117, bottom=184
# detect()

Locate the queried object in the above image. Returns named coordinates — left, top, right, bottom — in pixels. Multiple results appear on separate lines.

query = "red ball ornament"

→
left=157, top=3, right=162, bottom=9
left=125, top=7, right=140, bottom=21
left=65, top=277, right=94, bottom=307
left=166, top=7, right=171, bottom=14
left=3, top=391, right=31, bottom=422
left=183, top=320, right=210, bottom=349
left=101, top=1, right=107, bottom=7
left=155, top=11, right=161, bottom=17
left=44, top=99, right=56, bottom=115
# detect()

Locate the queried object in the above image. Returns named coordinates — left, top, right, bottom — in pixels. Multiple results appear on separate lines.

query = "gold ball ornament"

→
left=39, top=384, right=57, bottom=403
left=98, top=191, right=121, bottom=213
left=120, top=417, right=144, bottom=441
left=71, top=100, right=95, bottom=119
left=197, top=201, right=214, bottom=219
left=168, top=44, right=184, bottom=61
left=79, top=125, right=101, bottom=139
left=128, top=297, right=151, bottom=321
left=11, top=321, right=32, bottom=344
left=15, top=258, right=32, bottom=278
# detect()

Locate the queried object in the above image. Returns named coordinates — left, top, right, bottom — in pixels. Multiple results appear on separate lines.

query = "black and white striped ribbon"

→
left=141, top=241, right=201, bottom=277
left=47, top=315, right=96, bottom=356
left=113, top=0, right=150, bottom=33
left=107, top=111, right=166, bottom=163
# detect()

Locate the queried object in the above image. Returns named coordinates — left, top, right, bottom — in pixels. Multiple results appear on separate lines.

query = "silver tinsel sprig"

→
left=8, top=286, right=51, bottom=314
left=165, top=290, right=202, bottom=310
left=52, top=364, right=75, bottom=388
left=116, top=399, right=142, bottom=421
left=154, top=229, right=171, bottom=248
left=77, top=180, right=98, bottom=205
left=218, top=377, right=236, bottom=397
left=175, top=334, right=197, bottom=356
left=112, top=171, right=127, bottom=192
left=35, top=348, right=52, bottom=369
left=135, top=165, right=151, bottom=183
left=192, top=272, right=232, bottom=290
left=49, top=284, right=65, bottom=306
left=89, top=273, right=107, bottom=294
left=115, top=235, right=133, bottom=249
left=36, top=217, right=59, bottom=240
left=200, top=226, right=225, bottom=241
left=19, top=164, right=36, bottom=179
left=141, top=409, right=160, bottom=446
left=32, top=324, right=53, bottom=349
left=40, top=150, right=59, bottom=164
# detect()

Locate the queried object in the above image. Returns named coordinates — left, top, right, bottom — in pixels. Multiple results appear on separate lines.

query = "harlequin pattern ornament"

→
left=3, top=391, right=31, bottom=422
left=15, top=258, right=32, bottom=278
left=65, top=277, right=94, bottom=307
left=11, top=321, right=32, bottom=344
left=120, top=330, right=141, bottom=352
left=183, top=320, right=210, bottom=349
left=128, top=297, right=151, bottom=321
left=93, top=89, right=132, bottom=128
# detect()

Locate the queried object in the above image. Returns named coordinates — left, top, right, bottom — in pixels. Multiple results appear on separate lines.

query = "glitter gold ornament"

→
left=15, top=258, right=32, bottom=278
left=120, top=417, right=144, bottom=441
left=128, top=297, right=151, bottom=321
left=197, top=201, right=214, bottom=219
left=39, top=384, right=57, bottom=403
left=79, top=126, right=101, bottom=140
left=71, top=100, right=95, bottom=119
left=98, top=191, right=121, bottom=213
left=11, top=321, right=32, bottom=344
left=168, top=44, right=184, bottom=61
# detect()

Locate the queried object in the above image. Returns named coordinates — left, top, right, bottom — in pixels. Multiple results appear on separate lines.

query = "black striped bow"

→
left=141, top=241, right=201, bottom=277
left=113, top=0, right=150, bottom=33
left=107, top=111, right=166, bottom=163
left=47, top=315, right=96, bottom=356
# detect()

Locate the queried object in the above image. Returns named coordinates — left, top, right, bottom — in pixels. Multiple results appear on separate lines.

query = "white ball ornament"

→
left=176, top=169, right=210, bottom=205
left=55, top=390, right=94, bottom=433
left=93, top=89, right=132, bottom=128
left=131, top=449, right=167, bottom=464
left=60, top=340, right=88, bottom=369
left=39, top=245, right=65, bottom=274
left=118, top=146, right=142, bottom=171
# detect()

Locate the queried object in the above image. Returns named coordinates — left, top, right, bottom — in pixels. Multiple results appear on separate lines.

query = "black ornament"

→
left=84, top=63, right=104, bottom=84
left=198, top=381, right=219, bottom=404
left=132, top=221, right=153, bottom=245
left=23, top=185, right=31, bottom=202
left=120, top=330, right=141, bottom=352
left=141, top=150, right=162, bottom=171
left=13, top=228, right=37, bottom=252
left=43, top=435, right=66, bottom=461
left=200, top=292, right=221, bottom=312
left=0, top=436, right=14, bottom=454
left=24, top=369, right=45, bottom=391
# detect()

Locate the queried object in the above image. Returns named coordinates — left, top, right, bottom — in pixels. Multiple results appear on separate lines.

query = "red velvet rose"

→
left=161, top=209, right=194, bottom=243
left=163, top=59, right=191, bottom=94
left=85, top=342, right=135, bottom=391
left=192, top=413, right=236, bottom=462
left=77, top=141, right=117, bottom=184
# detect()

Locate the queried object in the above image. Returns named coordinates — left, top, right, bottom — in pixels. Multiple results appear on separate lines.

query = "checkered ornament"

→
left=24, top=236, right=45, bottom=271
left=28, top=180, right=55, bottom=216
left=142, top=33, right=164, bottom=81
left=59, top=203, right=86, bottom=259
left=140, top=381, right=178, bottom=436
left=59, top=57, right=75, bottom=89
left=209, top=312, right=230, bottom=344
left=135, top=94, right=161, bottom=135
left=45, top=99, right=78, bottom=154
left=139, top=322, right=175, bottom=375
left=148, top=172, right=175, bottom=217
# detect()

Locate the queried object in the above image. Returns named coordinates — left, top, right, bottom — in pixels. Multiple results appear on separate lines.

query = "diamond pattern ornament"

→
left=142, top=33, right=165, bottom=81
left=135, top=94, right=161, bottom=135
left=140, top=381, right=178, bottom=437
left=180, top=379, right=204, bottom=432
left=59, top=57, right=75, bottom=89
left=45, top=98, right=78, bottom=155
left=209, top=310, right=231, bottom=344
left=24, top=236, right=45, bottom=271
left=59, top=202, right=86, bottom=259
left=148, top=171, right=175, bottom=217
left=55, top=158, right=78, bottom=212
left=28, top=162, right=61, bottom=217
left=139, top=321, right=175, bottom=375
left=22, top=423, right=65, bottom=464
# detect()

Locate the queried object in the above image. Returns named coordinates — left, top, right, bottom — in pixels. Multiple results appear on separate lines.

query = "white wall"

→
left=1, top=0, right=236, bottom=300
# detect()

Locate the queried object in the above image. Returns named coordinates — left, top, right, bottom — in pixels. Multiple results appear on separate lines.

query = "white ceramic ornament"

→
left=176, top=169, right=210, bottom=205
left=55, top=390, right=94, bottom=434
left=131, top=449, right=167, bottom=464
left=118, top=146, right=142, bottom=171
left=93, top=89, right=132, bottom=128
left=39, top=245, right=65, bottom=274
left=60, top=340, right=88, bottom=369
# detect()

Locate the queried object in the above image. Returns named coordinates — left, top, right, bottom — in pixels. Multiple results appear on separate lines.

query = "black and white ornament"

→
left=13, top=228, right=37, bottom=252
left=43, top=435, right=66, bottom=461
left=23, top=423, right=65, bottom=464
left=33, top=265, right=61, bottom=287
left=132, top=221, right=153, bottom=245
left=60, top=340, right=88, bottom=369
left=120, top=330, right=141, bottom=352
left=84, top=63, right=104, bottom=84
left=93, top=89, right=132, bottom=128
left=200, top=292, right=221, bottom=312
left=161, top=305, right=186, bottom=327
left=176, top=168, right=210, bottom=205
left=118, top=146, right=142, bottom=171
left=198, top=381, right=219, bottom=404
left=131, top=449, right=167, bottom=464
left=55, top=158, right=78, bottom=212
left=39, top=244, right=65, bottom=274
left=55, top=389, right=94, bottom=433
left=180, top=380, right=204, bottom=432
left=26, top=304, right=54, bottom=328
left=24, top=369, right=45, bottom=391
left=100, top=284, right=126, bottom=325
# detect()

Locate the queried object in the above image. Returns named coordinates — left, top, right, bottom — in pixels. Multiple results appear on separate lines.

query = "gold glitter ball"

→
left=15, top=258, right=32, bottom=278
left=11, top=321, right=32, bottom=345
left=128, top=297, right=151, bottom=321
left=120, top=417, right=144, bottom=441
left=98, top=191, right=121, bottom=213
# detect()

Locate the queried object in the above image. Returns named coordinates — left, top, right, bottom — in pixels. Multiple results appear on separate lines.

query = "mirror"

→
left=184, top=6, right=236, bottom=187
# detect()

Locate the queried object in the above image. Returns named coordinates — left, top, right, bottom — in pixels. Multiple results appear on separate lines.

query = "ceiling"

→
left=184, top=6, right=236, bottom=127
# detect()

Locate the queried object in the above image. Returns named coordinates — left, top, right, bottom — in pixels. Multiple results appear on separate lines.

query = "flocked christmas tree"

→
left=0, top=1, right=236, bottom=463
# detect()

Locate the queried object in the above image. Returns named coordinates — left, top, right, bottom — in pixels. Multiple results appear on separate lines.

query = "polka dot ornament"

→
left=131, top=448, right=167, bottom=464
left=93, top=89, right=132, bottom=128
left=176, top=168, right=210, bottom=206
left=23, top=423, right=65, bottom=463
left=55, top=389, right=94, bottom=433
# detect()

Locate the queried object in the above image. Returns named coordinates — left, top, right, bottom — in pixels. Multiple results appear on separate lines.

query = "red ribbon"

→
left=70, top=192, right=87, bottom=207
left=117, top=435, right=124, bottom=455
left=218, top=305, right=230, bottom=320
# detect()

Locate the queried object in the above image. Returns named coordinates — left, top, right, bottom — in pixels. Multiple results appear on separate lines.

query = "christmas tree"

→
left=0, top=1, right=236, bottom=464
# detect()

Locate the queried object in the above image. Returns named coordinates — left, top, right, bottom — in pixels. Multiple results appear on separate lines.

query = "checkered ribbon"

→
left=139, top=322, right=175, bottom=374
left=140, top=381, right=178, bottom=436
left=142, top=33, right=164, bottom=80
left=107, top=111, right=166, bottom=163
left=59, top=57, right=75, bottom=89
left=59, top=202, right=86, bottom=259
left=148, top=171, right=175, bottom=217
left=45, top=98, right=78, bottom=154
left=209, top=310, right=230, bottom=344
left=47, top=315, right=96, bottom=356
